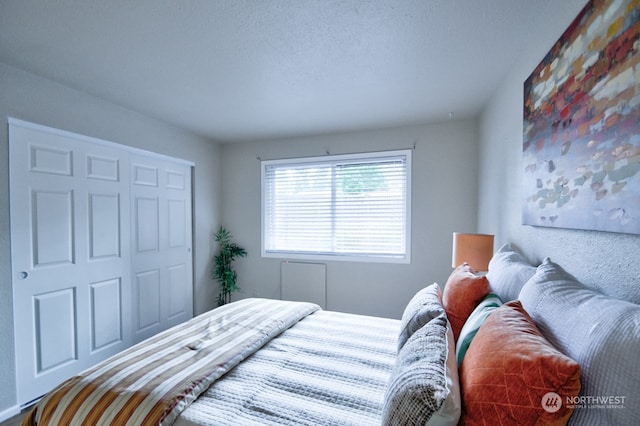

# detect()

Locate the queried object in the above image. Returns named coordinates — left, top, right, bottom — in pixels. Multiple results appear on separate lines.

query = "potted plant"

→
left=212, top=226, right=247, bottom=306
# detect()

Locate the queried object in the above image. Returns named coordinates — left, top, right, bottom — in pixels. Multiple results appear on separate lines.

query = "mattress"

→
left=176, top=309, right=400, bottom=426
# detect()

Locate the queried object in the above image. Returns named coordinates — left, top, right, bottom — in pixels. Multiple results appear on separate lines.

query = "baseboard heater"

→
left=280, top=261, right=326, bottom=309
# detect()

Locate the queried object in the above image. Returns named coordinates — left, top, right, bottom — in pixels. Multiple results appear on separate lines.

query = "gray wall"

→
left=220, top=120, right=479, bottom=319
left=0, top=63, right=222, bottom=414
left=477, top=0, right=640, bottom=303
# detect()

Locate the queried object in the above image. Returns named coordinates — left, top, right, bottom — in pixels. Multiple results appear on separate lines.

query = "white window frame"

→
left=261, top=149, right=411, bottom=264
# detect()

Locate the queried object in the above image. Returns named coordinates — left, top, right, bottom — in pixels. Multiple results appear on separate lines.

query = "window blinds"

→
left=262, top=150, right=411, bottom=262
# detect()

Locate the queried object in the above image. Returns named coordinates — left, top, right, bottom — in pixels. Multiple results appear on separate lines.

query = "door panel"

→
left=32, top=189, right=74, bottom=266
left=131, top=156, right=192, bottom=342
left=135, top=269, right=161, bottom=331
left=87, top=155, right=120, bottom=181
left=34, top=287, right=77, bottom=372
left=133, top=164, right=158, bottom=186
left=135, top=197, right=160, bottom=253
left=90, top=278, right=123, bottom=352
left=166, top=170, right=185, bottom=189
left=10, top=121, right=132, bottom=405
left=29, top=145, right=73, bottom=176
left=88, top=193, right=121, bottom=259
left=168, top=264, right=187, bottom=319
left=168, top=199, right=186, bottom=248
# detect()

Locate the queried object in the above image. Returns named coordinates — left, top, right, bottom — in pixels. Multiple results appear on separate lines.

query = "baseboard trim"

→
left=0, top=405, right=20, bottom=423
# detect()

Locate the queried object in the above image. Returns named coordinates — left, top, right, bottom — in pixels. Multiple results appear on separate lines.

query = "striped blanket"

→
left=24, top=298, right=320, bottom=426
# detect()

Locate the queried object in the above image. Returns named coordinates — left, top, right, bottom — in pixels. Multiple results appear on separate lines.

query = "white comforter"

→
left=177, top=309, right=400, bottom=425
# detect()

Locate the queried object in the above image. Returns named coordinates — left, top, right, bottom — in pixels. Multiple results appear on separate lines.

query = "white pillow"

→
left=519, top=258, right=640, bottom=426
left=486, top=243, right=536, bottom=301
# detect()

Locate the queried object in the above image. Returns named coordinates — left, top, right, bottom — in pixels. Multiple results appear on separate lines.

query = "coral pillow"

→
left=459, top=301, right=581, bottom=426
left=442, top=264, right=490, bottom=342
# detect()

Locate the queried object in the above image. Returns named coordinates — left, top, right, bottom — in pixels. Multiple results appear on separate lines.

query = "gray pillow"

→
left=519, top=258, right=640, bottom=426
left=486, top=243, right=536, bottom=301
left=397, top=283, right=445, bottom=352
left=383, top=314, right=461, bottom=426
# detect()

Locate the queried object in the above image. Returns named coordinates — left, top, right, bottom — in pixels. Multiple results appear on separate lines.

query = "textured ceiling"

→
left=0, top=0, right=552, bottom=142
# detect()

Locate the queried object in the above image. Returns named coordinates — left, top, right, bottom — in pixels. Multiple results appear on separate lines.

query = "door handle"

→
left=18, top=271, right=28, bottom=280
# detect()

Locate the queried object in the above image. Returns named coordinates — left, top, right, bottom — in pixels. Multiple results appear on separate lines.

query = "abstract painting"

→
left=523, top=0, right=640, bottom=234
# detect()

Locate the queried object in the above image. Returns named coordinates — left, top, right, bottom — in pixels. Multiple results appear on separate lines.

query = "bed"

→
left=22, top=244, right=640, bottom=425
left=24, top=290, right=460, bottom=426
left=23, top=297, right=437, bottom=426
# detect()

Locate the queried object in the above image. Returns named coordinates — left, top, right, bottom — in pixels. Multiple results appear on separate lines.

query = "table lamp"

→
left=451, top=232, right=494, bottom=272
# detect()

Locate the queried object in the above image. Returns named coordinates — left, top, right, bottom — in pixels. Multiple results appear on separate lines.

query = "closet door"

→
left=130, top=155, right=193, bottom=343
left=10, top=119, right=194, bottom=407
left=10, top=121, right=132, bottom=405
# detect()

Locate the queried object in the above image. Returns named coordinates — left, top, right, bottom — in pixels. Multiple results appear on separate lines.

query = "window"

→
left=262, top=150, right=411, bottom=263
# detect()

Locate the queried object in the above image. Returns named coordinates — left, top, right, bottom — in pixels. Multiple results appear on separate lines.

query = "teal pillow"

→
left=455, top=293, right=502, bottom=365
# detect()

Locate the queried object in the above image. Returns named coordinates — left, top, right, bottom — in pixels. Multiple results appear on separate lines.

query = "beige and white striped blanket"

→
left=24, top=298, right=319, bottom=426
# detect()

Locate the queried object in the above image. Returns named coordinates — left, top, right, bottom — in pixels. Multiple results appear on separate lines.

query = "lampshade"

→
left=451, top=233, right=494, bottom=271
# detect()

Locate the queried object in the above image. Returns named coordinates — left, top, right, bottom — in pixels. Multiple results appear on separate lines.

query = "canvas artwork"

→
left=523, top=0, right=640, bottom=234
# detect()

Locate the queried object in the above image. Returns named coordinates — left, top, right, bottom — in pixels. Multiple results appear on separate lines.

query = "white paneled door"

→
left=130, top=155, right=193, bottom=343
left=9, top=119, right=193, bottom=406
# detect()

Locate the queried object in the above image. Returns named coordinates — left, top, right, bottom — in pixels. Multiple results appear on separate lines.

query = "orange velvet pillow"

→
left=442, top=263, right=490, bottom=342
left=459, top=301, right=581, bottom=426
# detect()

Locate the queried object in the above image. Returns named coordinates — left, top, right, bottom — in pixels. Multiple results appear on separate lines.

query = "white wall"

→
left=478, top=0, right=640, bottom=303
left=0, top=63, right=222, bottom=414
left=220, top=120, right=479, bottom=319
